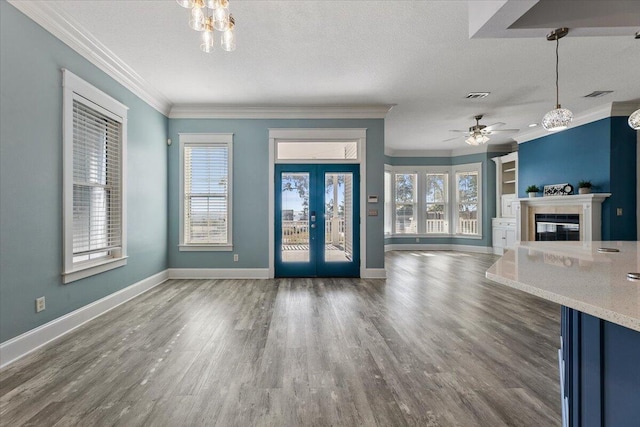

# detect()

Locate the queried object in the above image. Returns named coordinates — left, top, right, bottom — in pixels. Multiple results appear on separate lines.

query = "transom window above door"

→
left=276, top=141, right=358, bottom=161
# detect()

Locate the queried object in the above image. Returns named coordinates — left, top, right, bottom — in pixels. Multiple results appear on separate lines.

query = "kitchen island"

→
left=486, top=241, right=640, bottom=427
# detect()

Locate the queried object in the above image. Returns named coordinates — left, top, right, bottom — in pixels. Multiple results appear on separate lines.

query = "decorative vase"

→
left=528, top=192, right=537, bottom=198
left=579, top=187, right=591, bottom=194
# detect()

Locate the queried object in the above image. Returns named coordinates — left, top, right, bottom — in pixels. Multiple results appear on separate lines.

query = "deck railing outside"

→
left=457, top=218, right=478, bottom=235
left=283, top=218, right=478, bottom=243
left=282, top=219, right=346, bottom=245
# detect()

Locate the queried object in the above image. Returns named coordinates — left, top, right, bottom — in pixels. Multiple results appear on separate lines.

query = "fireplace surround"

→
left=513, top=193, right=611, bottom=242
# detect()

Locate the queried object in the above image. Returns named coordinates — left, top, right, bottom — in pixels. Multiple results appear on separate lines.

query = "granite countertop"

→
left=486, top=241, right=640, bottom=332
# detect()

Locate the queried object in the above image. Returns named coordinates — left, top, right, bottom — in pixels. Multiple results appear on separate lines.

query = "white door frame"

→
left=268, top=128, right=367, bottom=278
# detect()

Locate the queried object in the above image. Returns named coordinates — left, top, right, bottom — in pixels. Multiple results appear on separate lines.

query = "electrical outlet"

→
left=415, top=238, right=420, bottom=243
left=617, top=208, right=623, bottom=216
left=233, top=254, right=239, bottom=262
left=36, top=297, right=45, bottom=313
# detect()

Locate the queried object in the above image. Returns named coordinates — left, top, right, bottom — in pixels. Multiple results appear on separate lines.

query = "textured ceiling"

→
left=43, top=0, right=640, bottom=151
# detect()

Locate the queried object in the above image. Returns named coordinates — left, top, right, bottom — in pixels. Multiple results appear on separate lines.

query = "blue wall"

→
left=0, top=2, right=168, bottom=342
left=519, top=117, right=637, bottom=240
left=167, top=119, right=386, bottom=269
left=383, top=152, right=501, bottom=247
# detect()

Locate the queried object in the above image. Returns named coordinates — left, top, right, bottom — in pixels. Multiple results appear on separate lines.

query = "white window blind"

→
left=63, top=69, right=128, bottom=283
left=72, top=99, right=122, bottom=263
left=184, top=144, right=230, bottom=245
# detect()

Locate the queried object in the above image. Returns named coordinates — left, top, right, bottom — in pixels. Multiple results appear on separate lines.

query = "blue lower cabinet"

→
left=560, top=306, right=640, bottom=427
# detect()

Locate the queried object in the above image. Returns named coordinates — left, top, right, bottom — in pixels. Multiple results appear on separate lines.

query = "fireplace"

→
left=535, top=214, right=580, bottom=241
left=513, top=193, right=611, bottom=242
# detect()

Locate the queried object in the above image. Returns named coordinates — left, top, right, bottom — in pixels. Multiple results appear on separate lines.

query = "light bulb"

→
left=628, top=108, right=640, bottom=130
left=176, top=0, right=194, bottom=8
left=213, top=6, right=230, bottom=31
left=221, top=15, right=235, bottom=51
left=221, top=29, right=236, bottom=51
left=542, top=106, right=573, bottom=131
left=201, top=30, right=214, bottom=52
left=189, top=6, right=205, bottom=31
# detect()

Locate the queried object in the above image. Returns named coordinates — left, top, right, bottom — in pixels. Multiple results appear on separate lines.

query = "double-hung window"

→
left=454, top=165, right=481, bottom=236
left=179, top=134, right=233, bottom=251
left=63, top=69, right=128, bottom=283
left=394, top=173, right=418, bottom=234
left=425, top=173, right=448, bottom=234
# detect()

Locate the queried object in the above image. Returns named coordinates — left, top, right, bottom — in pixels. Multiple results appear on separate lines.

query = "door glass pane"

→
left=384, top=171, right=392, bottom=234
left=281, top=172, right=310, bottom=262
left=325, top=173, right=353, bottom=262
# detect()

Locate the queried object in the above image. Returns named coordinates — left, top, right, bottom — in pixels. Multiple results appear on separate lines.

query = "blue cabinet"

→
left=560, top=306, right=640, bottom=427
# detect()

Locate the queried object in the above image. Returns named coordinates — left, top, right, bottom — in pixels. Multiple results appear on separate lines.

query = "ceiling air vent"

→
left=465, top=92, right=490, bottom=99
left=584, top=90, right=613, bottom=98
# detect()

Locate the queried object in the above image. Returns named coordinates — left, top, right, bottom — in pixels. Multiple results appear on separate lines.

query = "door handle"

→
left=311, top=224, right=316, bottom=229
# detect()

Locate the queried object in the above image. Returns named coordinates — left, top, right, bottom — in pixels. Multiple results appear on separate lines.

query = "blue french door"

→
left=275, top=164, right=360, bottom=277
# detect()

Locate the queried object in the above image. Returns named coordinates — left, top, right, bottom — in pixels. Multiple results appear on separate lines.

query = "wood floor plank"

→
left=0, top=251, right=562, bottom=426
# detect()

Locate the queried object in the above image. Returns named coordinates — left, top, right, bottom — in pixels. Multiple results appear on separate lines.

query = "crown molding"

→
left=385, top=142, right=515, bottom=158
left=515, top=101, right=640, bottom=144
left=169, top=104, right=395, bottom=119
left=8, top=0, right=172, bottom=116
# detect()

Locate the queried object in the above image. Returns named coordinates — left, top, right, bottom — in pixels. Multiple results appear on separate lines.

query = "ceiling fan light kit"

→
left=465, top=134, right=490, bottom=146
left=542, top=28, right=572, bottom=132
left=177, top=0, right=236, bottom=52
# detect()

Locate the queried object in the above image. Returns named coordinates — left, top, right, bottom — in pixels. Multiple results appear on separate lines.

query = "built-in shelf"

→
left=492, top=152, right=518, bottom=255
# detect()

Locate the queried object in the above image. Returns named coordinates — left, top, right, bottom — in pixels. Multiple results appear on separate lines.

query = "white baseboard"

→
left=0, top=270, right=169, bottom=369
left=361, top=268, right=387, bottom=279
left=384, top=244, right=494, bottom=254
left=168, top=268, right=270, bottom=280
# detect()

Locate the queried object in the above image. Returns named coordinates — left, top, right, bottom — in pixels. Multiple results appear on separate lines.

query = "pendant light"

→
left=627, top=33, right=639, bottom=130
left=542, top=28, right=573, bottom=132
left=629, top=109, right=640, bottom=130
left=177, top=0, right=235, bottom=53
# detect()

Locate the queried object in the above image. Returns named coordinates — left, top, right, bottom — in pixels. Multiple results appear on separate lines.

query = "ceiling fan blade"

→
left=442, top=136, right=462, bottom=142
left=484, top=122, right=506, bottom=131
left=487, top=128, right=520, bottom=133
left=447, top=130, right=467, bottom=133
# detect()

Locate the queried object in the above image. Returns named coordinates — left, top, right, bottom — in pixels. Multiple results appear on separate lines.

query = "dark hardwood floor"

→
left=1, top=251, right=561, bottom=426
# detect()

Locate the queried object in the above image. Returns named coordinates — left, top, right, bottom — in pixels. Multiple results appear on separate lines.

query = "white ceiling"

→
left=21, top=0, right=640, bottom=152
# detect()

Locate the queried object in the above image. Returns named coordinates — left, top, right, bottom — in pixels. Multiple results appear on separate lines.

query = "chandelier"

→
left=542, top=28, right=572, bottom=132
left=629, top=109, right=640, bottom=130
left=176, top=0, right=236, bottom=52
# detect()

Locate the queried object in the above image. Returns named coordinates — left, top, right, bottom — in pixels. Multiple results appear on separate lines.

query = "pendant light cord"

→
left=555, top=36, right=560, bottom=108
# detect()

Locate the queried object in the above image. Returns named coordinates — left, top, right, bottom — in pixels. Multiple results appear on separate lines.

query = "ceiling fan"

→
left=444, top=115, right=519, bottom=146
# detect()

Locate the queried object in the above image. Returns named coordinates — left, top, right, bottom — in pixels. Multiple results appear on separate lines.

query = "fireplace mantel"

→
left=513, top=193, right=611, bottom=242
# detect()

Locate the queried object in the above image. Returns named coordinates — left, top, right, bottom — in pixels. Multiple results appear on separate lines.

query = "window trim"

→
left=384, top=163, right=482, bottom=239
left=424, top=170, right=450, bottom=236
left=453, top=162, right=483, bottom=239
left=179, top=133, right=234, bottom=251
left=62, top=69, right=129, bottom=284
left=392, top=170, right=420, bottom=235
